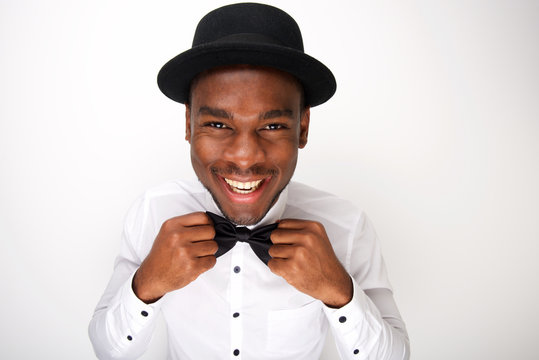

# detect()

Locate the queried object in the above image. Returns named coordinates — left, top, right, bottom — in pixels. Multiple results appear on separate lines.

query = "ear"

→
left=185, top=104, right=191, bottom=143
left=298, top=107, right=310, bottom=149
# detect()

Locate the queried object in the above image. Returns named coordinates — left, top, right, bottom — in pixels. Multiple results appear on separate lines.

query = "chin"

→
left=214, top=199, right=267, bottom=225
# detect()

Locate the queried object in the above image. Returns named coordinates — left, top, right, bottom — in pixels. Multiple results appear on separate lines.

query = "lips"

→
left=224, top=178, right=264, bottom=194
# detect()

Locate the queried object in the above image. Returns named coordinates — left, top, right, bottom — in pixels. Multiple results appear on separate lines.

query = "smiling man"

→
left=187, top=66, right=306, bottom=226
left=89, top=3, right=409, bottom=360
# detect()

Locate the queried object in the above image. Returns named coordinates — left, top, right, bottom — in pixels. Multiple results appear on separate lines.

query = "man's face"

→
left=186, top=65, right=310, bottom=225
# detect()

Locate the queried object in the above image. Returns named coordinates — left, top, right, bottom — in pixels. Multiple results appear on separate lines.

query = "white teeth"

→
left=224, top=178, right=263, bottom=194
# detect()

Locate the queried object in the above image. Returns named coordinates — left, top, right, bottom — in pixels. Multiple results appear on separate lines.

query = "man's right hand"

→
left=132, top=212, right=218, bottom=303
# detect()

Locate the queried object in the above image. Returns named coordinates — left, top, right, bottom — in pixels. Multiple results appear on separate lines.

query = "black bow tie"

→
left=206, top=211, right=278, bottom=265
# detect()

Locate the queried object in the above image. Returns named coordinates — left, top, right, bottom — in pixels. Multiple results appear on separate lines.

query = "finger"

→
left=192, top=240, right=219, bottom=257
left=268, top=244, right=295, bottom=259
left=276, top=218, right=309, bottom=230
left=162, top=212, right=212, bottom=234
left=270, top=228, right=307, bottom=245
left=196, top=254, right=217, bottom=271
left=180, top=211, right=213, bottom=227
left=184, top=224, right=216, bottom=242
left=278, top=219, right=327, bottom=238
left=267, top=257, right=288, bottom=275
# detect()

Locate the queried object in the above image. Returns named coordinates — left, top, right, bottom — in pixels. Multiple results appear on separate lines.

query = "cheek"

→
left=271, top=143, right=298, bottom=172
left=190, top=138, right=219, bottom=168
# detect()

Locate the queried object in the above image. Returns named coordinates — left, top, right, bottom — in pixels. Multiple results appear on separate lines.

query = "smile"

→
left=224, top=178, right=264, bottom=194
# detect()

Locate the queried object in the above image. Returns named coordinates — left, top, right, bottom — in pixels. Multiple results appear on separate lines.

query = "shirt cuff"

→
left=322, top=277, right=383, bottom=359
left=112, top=269, right=163, bottom=344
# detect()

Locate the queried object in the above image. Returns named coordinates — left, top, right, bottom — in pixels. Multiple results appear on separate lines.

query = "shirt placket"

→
left=229, top=243, right=245, bottom=359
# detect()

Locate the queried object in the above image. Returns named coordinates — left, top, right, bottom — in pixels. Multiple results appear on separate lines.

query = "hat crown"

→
left=158, top=2, right=336, bottom=106
left=192, top=3, right=304, bottom=52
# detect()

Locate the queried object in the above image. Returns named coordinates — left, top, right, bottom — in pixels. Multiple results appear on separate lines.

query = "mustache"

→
left=211, top=165, right=277, bottom=177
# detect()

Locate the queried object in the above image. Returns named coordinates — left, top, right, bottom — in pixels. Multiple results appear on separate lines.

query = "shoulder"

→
left=125, top=178, right=207, bottom=225
left=139, top=178, right=205, bottom=201
left=287, top=181, right=363, bottom=214
left=121, top=179, right=208, bottom=256
left=285, top=181, right=365, bottom=229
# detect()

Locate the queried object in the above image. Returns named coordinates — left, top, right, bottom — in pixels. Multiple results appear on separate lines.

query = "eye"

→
left=263, top=123, right=286, bottom=130
left=205, top=122, right=228, bottom=129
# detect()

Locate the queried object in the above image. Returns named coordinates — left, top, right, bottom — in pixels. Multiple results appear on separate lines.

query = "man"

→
left=89, top=3, right=410, bottom=359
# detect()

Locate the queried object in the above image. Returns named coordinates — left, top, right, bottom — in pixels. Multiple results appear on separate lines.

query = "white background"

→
left=1, top=0, right=538, bottom=359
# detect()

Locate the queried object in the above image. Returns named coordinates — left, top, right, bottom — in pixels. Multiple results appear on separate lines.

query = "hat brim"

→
left=157, top=42, right=336, bottom=107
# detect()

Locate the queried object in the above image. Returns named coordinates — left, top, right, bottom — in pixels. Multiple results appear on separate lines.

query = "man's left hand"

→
left=268, top=219, right=353, bottom=308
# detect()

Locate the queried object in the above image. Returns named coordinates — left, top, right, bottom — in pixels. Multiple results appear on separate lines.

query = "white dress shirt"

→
left=88, top=180, right=410, bottom=359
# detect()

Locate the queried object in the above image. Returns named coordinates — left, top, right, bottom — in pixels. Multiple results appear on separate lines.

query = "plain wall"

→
left=1, top=0, right=538, bottom=359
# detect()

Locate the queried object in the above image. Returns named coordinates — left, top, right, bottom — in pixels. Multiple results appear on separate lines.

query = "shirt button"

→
left=141, top=310, right=148, bottom=317
left=233, top=266, right=241, bottom=273
left=339, top=316, right=347, bottom=323
left=127, top=335, right=132, bottom=341
left=233, top=312, right=240, bottom=318
left=354, top=349, right=359, bottom=355
left=233, top=349, right=240, bottom=356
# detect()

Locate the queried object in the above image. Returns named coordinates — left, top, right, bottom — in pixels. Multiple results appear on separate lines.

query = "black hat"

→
left=157, top=2, right=336, bottom=107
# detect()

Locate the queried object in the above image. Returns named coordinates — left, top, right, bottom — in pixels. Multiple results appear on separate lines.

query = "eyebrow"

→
left=260, top=109, right=294, bottom=120
left=198, top=106, right=232, bottom=119
left=197, top=106, right=294, bottom=121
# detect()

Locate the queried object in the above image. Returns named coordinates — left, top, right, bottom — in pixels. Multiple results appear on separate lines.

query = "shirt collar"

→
left=204, top=185, right=289, bottom=229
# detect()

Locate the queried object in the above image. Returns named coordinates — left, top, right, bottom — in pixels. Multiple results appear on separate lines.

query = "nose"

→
left=222, top=130, right=265, bottom=170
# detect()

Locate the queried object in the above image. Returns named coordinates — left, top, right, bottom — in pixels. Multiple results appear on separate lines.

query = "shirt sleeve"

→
left=88, top=196, right=163, bottom=359
left=322, top=212, right=410, bottom=360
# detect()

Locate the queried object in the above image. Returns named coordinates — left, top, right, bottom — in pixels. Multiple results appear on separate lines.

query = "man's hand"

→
left=132, top=212, right=218, bottom=303
left=268, top=220, right=353, bottom=308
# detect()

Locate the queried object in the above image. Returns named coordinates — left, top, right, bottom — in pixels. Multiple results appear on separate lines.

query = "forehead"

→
left=189, top=65, right=303, bottom=108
